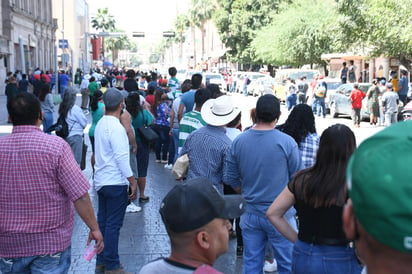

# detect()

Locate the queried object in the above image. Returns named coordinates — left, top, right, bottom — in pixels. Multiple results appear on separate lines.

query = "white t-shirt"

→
left=94, top=115, right=132, bottom=191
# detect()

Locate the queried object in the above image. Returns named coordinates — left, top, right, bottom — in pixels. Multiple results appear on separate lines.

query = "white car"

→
left=248, top=76, right=275, bottom=97
left=235, top=72, right=267, bottom=93
left=203, top=73, right=226, bottom=92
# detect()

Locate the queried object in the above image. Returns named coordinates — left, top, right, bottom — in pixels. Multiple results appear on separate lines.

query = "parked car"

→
left=323, top=78, right=343, bottom=112
left=202, top=72, right=226, bottom=93
left=328, top=83, right=371, bottom=119
left=235, top=72, right=266, bottom=93
left=273, top=69, right=319, bottom=102
left=248, top=76, right=275, bottom=97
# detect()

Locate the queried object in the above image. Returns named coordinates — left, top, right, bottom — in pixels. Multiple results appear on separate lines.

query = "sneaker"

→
left=161, top=160, right=168, bottom=164
left=164, top=163, right=173, bottom=169
left=125, top=203, right=142, bottom=213
left=155, top=159, right=161, bottom=163
left=263, top=259, right=277, bottom=272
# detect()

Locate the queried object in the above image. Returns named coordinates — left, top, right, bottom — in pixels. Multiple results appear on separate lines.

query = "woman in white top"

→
left=58, top=87, right=88, bottom=165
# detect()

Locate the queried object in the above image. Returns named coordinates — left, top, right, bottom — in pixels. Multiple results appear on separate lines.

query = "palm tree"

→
left=91, top=8, right=116, bottom=61
left=105, top=33, right=133, bottom=65
left=191, top=0, right=216, bottom=61
left=188, top=7, right=200, bottom=66
left=174, top=14, right=189, bottom=62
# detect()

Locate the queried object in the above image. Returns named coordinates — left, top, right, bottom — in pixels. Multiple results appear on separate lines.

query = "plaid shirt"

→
left=180, top=125, right=231, bottom=194
left=299, top=132, right=320, bottom=169
left=0, top=126, right=90, bottom=257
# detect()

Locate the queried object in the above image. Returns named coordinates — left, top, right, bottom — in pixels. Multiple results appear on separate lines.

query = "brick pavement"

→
left=0, top=94, right=273, bottom=274
left=69, top=150, right=244, bottom=274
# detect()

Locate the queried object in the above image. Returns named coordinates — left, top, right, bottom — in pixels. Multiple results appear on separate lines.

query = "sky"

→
left=87, top=0, right=190, bottom=37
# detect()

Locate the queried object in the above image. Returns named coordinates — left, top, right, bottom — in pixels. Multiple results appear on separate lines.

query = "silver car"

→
left=328, top=83, right=371, bottom=119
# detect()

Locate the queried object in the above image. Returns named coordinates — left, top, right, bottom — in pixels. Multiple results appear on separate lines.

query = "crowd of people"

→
left=1, top=64, right=412, bottom=274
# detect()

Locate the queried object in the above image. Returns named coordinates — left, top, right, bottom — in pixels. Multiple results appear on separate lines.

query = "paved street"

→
left=0, top=92, right=385, bottom=274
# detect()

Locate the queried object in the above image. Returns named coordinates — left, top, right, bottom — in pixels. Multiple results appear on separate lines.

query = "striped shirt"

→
left=180, top=125, right=231, bottom=194
left=0, top=126, right=90, bottom=257
left=178, top=111, right=206, bottom=153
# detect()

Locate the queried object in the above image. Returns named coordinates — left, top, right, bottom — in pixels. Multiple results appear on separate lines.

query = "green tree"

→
left=91, top=8, right=116, bottom=61
left=214, top=0, right=285, bottom=63
left=174, top=14, right=190, bottom=61
left=252, top=0, right=341, bottom=67
left=336, top=0, right=412, bottom=67
left=105, top=30, right=134, bottom=65
left=190, top=0, right=216, bottom=61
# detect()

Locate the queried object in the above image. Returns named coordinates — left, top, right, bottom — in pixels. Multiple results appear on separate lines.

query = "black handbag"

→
left=80, top=138, right=88, bottom=171
left=138, top=125, right=159, bottom=143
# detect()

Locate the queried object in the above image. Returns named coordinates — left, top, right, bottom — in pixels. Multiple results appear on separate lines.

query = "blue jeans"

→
left=0, top=246, right=71, bottom=274
left=42, top=111, right=54, bottom=134
left=286, top=94, right=297, bottom=111
left=292, top=240, right=362, bottom=274
left=243, top=85, right=248, bottom=96
left=153, top=124, right=170, bottom=161
left=96, top=185, right=128, bottom=270
left=314, top=97, right=326, bottom=117
left=240, top=211, right=296, bottom=274
left=172, top=128, right=179, bottom=163
left=66, top=134, right=83, bottom=165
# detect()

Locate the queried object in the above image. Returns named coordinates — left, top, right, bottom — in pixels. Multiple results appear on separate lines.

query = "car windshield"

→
left=327, top=82, right=342, bottom=90
left=250, top=74, right=265, bottom=80
left=206, top=75, right=222, bottom=80
left=289, top=71, right=317, bottom=81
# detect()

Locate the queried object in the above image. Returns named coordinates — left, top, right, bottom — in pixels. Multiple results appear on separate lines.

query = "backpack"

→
left=246, top=78, right=251, bottom=85
left=315, top=84, right=326, bottom=98
left=51, top=115, right=69, bottom=138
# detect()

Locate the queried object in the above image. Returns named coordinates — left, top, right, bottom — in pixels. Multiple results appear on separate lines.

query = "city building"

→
left=0, top=0, right=57, bottom=94
left=52, top=0, right=91, bottom=75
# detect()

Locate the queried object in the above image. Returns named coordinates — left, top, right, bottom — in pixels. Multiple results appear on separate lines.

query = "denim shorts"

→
left=292, top=240, right=362, bottom=274
left=0, top=246, right=71, bottom=274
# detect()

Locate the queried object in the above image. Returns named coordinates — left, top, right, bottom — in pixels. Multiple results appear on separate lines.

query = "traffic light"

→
left=163, top=31, right=175, bottom=38
left=132, top=32, right=145, bottom=38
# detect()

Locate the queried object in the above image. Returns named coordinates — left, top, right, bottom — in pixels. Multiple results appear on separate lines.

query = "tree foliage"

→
left=214, top=0, right=285, bottom=63
left=252, top=0, right=342, bottom=67
left=190, top=0, right=216, bottom=60
left=91, top=8, right=116, bottom=32
left=336, top=0, right=412, bottom=66
left=105, top=30, right=134, bottom=64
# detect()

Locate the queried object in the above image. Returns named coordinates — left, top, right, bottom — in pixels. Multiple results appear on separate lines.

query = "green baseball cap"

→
left=347, top=121, right=412, bottom=253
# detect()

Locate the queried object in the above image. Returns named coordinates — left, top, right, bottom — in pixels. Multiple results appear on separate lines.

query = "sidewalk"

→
left=0, top=94, right=258, bottom=274
left=69, top=152, right=244, bottom=274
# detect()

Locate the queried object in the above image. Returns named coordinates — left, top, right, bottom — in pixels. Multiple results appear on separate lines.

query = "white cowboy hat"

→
left=201, top=95, right=241, bottom=126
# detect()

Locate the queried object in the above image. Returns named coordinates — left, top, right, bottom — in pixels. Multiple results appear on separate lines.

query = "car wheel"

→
left=330, top=103, right=339, bottom=118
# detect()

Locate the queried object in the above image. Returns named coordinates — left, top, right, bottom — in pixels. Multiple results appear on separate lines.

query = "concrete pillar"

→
left=383, top=58, right=390, bottom=80
left=369, top=58, right=375, bottom=81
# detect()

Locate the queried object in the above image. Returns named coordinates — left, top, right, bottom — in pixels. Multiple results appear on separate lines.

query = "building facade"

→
left=52, top=0, right=91, bottom=75
left=1, top=0, right=57, bottom=94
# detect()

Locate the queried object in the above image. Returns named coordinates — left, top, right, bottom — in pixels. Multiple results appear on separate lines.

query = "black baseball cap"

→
left=159, top=178, right=246, bottom=233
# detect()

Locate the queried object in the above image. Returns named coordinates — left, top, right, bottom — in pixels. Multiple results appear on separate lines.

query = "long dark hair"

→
left=58, top=87, right=77, bottom=117
left=152, top=89, right=164, bottom=117
left=277, top=104, right=316, bottom=145
left=126, top=92, right=142, bottom=118
left=38, top=83, right=51, bottom=102
left=292, top=124, right=356, bottom=207
left=90, top=89, right=103, bottom=112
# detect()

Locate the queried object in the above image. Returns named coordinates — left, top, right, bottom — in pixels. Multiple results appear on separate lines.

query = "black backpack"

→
left=49, top=115, right=69, bottom=138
